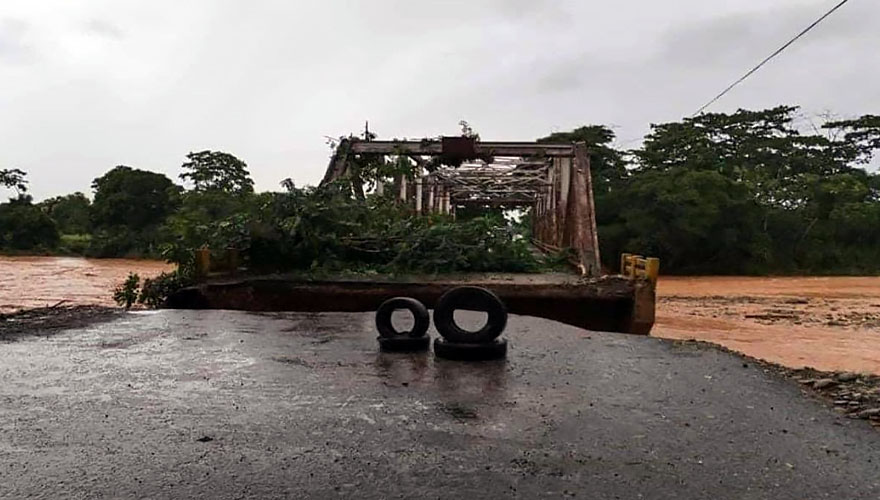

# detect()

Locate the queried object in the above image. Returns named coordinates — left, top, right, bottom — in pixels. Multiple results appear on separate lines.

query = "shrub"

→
left=113, top=273, right=140, bottom=309
left=59, top=234, right=91, bottom=255
left=161, top=184, right=545, bottom=276
left=139, top=270, right=193, bottom=308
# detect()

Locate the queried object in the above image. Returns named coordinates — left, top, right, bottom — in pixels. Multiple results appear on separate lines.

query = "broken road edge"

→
left=165, top=273, right=656, bottom=336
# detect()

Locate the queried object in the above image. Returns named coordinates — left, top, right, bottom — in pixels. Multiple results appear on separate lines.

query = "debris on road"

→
left=0, top=305, right=118, bottom=341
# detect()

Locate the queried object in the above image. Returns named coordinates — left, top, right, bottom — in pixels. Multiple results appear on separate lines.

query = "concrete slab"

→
left=1, top=310, right=878, bottom=499
left=169, top=274, right=655, bottom=334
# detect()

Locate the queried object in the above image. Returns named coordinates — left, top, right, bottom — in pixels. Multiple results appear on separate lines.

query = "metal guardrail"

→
left=621, top=253, right=660, bottom=286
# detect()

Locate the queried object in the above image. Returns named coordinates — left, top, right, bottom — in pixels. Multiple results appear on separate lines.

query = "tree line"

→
left=2, top=105, right=879, bottom=276
left=548, top=106, right=880, bottom=274
left=0, top=151, right=252, bottom=258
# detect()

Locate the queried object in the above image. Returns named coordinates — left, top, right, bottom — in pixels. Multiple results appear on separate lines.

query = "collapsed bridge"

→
left=168, top=135, right=657, bottom=335
left=322, top=136, right=601, bottom=276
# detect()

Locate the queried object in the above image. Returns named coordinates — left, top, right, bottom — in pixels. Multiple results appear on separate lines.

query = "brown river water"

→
left=0, top=256, right=172, bottom=313
left=1, top=256, right=879, bottom=374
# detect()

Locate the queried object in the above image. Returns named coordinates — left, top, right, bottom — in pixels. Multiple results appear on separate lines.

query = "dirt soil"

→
left=654, top=277, right=880, bottom=375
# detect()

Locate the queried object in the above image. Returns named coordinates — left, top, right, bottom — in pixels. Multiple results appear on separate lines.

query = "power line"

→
left=693, top=0, right=851, bottom=116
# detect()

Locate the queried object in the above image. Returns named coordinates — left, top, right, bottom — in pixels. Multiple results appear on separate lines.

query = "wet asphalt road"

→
left=1, top=310, right=879, bottom=499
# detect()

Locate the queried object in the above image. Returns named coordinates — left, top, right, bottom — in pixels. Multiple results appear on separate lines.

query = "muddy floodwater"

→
left=655, top=276, right=880, bottom=374
left=1, top=256, right=879, bottom=374
left=0, top=256, right=172, bottom=313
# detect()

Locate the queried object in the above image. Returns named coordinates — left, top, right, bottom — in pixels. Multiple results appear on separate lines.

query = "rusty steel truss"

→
left=321, top=136, right=601, bottom=276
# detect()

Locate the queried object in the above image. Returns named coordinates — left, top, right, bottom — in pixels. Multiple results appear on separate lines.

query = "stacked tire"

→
left=375, top=297, right=431, bottom=352
left=432, top=286, right=508, bottom=361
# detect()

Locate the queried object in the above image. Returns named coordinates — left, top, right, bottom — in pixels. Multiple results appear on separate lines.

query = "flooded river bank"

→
left=1, top=256, right=879, bottom=374
left=0, top=256, right=172, bottom=313
left=654, top=276, right=880, bottom=374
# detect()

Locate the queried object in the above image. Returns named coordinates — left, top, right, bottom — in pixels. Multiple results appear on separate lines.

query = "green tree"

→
left=164, top=151, right=257, bottom=256
left=39, top=192, right=92, bottom=234
left=0, top=195, right=60, bottom=251
left=180, top=151, right=254, bottom=195
left=635, top=106, right=856, bottom=210
left=89, top=166, right=179, bottom=257
left=627, top=106, right=880, bottom=273
left=538, top=125, right=628, bottom=195
left=92, top=166, right=178, bottom=231
left=0, top=168, right=28, bottom=195
left=824, top=115, right=880, bottom=165
left=602, top=168, right=768, bottom=274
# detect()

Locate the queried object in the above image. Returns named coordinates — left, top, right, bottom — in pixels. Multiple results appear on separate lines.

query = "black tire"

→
left=378, top=334, right=431, bottom=352
left=433, top=286, right=508, bottom=343
left=375, top=297, right=430, bottom=338
left=433, top=338, right=508, bottom=361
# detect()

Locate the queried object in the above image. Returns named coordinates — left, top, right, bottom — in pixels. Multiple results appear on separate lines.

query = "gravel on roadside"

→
left=0, top=305, right=120, bottom=341
left=673, top=340, right=880, bottom=429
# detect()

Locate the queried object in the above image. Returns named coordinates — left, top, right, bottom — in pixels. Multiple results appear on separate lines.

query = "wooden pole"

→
left=563, top=143, right=601, bottom=275
left=580, top=143, right=601, bottom=273
left=557, top=157, right=571, bottom=247
left=547, top=163, right=556, bottom=247
left=415, top=166, right=423, bottom=214
left=426, top=178, right=434, bottom=214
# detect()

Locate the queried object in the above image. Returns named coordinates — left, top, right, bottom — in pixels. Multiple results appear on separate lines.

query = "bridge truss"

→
left=321, top=136, right=600, bottom=276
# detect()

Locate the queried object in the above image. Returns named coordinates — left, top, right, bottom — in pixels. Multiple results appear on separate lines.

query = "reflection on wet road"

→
left=2, top=310, right=879, bottom=498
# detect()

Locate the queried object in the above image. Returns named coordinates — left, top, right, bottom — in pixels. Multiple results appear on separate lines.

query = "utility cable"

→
left=693, top=0, right=851, bottom=116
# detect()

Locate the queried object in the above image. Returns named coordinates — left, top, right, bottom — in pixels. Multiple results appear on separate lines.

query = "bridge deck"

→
left=167, top=273, right=656, bottom=335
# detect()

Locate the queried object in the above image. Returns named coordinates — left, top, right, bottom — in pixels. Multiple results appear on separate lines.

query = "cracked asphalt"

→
left=1, top=310, right=879, bottom=499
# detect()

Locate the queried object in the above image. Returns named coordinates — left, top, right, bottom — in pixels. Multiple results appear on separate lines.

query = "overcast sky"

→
left=1, top=0, right=877, bottom=200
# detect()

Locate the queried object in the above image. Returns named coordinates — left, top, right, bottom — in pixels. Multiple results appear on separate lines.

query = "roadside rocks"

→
left=856, top=408, right=880, bottom=420
left=795, top=370, right=880, bottom=424
left=813, top=379, right=837, bottom=390
left=842, top=403, right=879, bottom=421
left=672, top=339, right=880, bottom=429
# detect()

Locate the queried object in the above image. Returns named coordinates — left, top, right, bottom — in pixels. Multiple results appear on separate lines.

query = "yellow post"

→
left=621, top=253, right=632, bottom=275
left=646, top=257, right=661, bottom=285
left=195, top=248, right=211, bottom=280
left=629, top=255, right=641, bottom=278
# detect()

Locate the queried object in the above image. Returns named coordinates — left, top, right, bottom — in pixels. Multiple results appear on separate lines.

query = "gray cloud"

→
left=84, top=19, right=124, bottom=40
left=0, top=18, right=36, bottom=63
left=659, top=2, right=873, bottom=70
